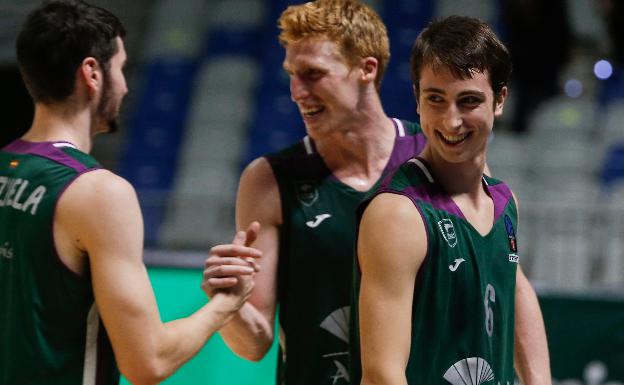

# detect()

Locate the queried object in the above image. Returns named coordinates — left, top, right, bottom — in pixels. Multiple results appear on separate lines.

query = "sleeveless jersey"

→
left=352, top=157, right=519, bottom=385
left=265, top=119, right=426, bottom=385
left=0, top=139, right=119, bottom=385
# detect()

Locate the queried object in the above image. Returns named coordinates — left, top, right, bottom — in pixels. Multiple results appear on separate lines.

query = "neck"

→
left=422, top=149, right=487, bottom=198
left=316, top=119, right=395, bottom=176
left=22, top=102, right=95, bottom=153
left=315, top=95, right=395, bottom=169
left=310, top=98, right=398, bottom=191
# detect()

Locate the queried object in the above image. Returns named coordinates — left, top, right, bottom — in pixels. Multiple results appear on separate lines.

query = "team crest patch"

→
left=504, top=215, right=517, bottom=252
left=9, top=160, right=18, bottom=169
left=438, top=218, right=457, bottom=248
left=295, top=181, right=318, bottom=206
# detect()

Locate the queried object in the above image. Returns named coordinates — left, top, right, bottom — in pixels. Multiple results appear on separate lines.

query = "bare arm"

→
left=514, top=267, right=552, bottom=385
left=57, top=170, right=260, bottom=385
left=202, top=157, right=281, bottom=361
left=510, top=192, right=551, bottom=384
left=358, top=193, right=427, bottom=385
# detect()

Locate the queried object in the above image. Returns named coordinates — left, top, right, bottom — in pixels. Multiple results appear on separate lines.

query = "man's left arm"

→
left=514, top=267, right=552, bottom=385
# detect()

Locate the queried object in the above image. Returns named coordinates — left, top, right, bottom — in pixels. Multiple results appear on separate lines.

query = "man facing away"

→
left=356, top=16, right=551, bottom=385
left=201, top=1, right=427, bottom=384
left=0, top=1, right=260, bottom=384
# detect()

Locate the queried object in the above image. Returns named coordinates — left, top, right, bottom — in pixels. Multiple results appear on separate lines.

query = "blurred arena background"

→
left=2, top=0, right=624, bottom=384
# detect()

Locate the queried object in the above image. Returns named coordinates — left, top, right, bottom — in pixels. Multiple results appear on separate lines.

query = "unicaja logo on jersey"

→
left=320, top=307, right=350, bottom=384
left=443, top=357, right=494, bottom=384
left=438, top=219, right=457, bottom=248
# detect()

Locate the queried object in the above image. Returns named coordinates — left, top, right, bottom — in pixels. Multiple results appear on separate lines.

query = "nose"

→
left=290, top=75, right=309, bottom=102
left=442, top=105, right=462, bottom=131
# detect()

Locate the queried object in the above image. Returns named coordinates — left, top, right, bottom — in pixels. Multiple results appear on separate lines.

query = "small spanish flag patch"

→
left=9, top=160, right=19, bottom=169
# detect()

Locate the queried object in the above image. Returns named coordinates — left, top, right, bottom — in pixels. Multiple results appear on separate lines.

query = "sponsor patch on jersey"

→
left=508, top=253, right=519, bottom=263
left=9, top=160, right=18, bottom=169
left=295, top=181, right=318, bottom=206
left=504, top=214, right=517, bottom=252
left=438, top=218, right=457, bottom=248
left=443, top=356, right=494, bottom=385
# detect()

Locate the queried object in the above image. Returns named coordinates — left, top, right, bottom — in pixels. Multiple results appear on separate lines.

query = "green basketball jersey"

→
left=0, top=139, right=118, bottom=385
left=352, top=157, right=519, bottom=385
left=265, top=119, right=426, bottom=385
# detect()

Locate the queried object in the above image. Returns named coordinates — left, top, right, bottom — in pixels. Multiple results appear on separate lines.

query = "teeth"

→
left=301, top=106, right=324, bottom=117
left=441, top=132, right=468, bottom=144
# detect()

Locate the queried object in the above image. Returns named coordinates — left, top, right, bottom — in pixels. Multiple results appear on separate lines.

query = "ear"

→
left=494, top=86, right=508, bottom=117
left=360, top=57, right=378, bottom=84
left=413, top=84, right=421, bottom=115
left=79, top=57, right=102, bottom=97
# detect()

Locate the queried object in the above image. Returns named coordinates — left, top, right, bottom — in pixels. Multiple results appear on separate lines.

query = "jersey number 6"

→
left=484, top=284, right=495, bottom=337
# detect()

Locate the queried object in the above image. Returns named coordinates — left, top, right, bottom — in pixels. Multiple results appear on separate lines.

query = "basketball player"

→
left=201, top=1, right=427, bottom=384
left=0, top=2, right=260, bottom=384
left=356, top=16, right=551, bottom=385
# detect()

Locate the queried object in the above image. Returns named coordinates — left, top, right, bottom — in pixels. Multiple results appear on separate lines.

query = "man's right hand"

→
left=202, top=222, right=262, bottom=310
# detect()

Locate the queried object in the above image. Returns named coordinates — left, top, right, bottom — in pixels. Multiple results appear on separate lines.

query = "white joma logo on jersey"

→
left=449, top=258, right=465, bottom=271
left=306, top=213, right=331, bottom=228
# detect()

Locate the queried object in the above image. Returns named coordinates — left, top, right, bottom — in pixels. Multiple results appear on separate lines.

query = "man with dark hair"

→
left=0, top=2, right=261, bottom=384
left=356, top=16, right=551, bottom=385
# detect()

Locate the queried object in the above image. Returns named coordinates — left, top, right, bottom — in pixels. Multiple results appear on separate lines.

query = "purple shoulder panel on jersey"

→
left=487, top=181, right=514, bottom=222
left=384, top=122, right=427, bottom=174
left=397, top=185, right=465, bottom=219
left=3, top=139, right=90, bottom=173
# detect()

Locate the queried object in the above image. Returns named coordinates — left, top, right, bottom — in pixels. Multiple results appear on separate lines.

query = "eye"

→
left=304, top=68, right=324, bottom=80
left=459, top=95, right=483, bottom=107
left=427, top=94, right=444, bottom=103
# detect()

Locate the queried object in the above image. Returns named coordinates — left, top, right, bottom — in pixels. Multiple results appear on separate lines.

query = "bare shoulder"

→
left=56, top=170, right=142, bottom=249
left=364, top=192, right=420, bottom=222
left=359, top=192, right=426, bottom=268
left=511, top=190, right=520, bottom=210
left=60, top=169, right=136, bottom=206
left=237, top=157, right=281, bottom=226
left=239, top=157, right=278, bottom=195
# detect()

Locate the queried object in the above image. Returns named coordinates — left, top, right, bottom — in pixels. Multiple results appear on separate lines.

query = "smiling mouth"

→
left=437, top=131, right=470, bottom=145
left=301, top=106, right=325, bottom=118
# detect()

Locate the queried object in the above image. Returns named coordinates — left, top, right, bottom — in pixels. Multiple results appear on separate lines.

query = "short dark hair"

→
left=410, top=15, right=511, bottom=98
left=16, top=0, right=126, bottom=103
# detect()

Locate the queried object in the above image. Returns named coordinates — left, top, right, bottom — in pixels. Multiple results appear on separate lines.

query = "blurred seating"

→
left=120, top=0, right=206, bottom=243
left=158, top=0, right=264, bottom=247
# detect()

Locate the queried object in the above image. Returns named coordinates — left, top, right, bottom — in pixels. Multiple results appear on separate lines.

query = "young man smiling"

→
left=356, top=15, right=551, bottom=385
left=201, top=1, right=427, bottom=384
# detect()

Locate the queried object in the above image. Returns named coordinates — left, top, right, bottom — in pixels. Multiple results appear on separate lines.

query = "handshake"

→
left=201, top=222, right=263, bottom=312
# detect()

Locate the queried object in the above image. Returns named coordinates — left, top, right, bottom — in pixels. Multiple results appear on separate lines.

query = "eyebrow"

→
left=422, top=87, right=445, bottom=94
left=422, top=87, right=486, bottom=98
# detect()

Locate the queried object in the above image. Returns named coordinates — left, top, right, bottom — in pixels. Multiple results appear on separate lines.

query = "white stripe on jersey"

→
left=303, top=136, right=314, bottom=155
left=393, top=118, right=406, bottom=137
left=82, top=303, right=99, bottom=385
left=52, top=142, right=77, bottom=149
left=408, top=158, right=434, bottom=183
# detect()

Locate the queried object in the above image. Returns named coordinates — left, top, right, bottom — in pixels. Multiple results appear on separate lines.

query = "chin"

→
left=106, top=119, right=119, bottom=133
